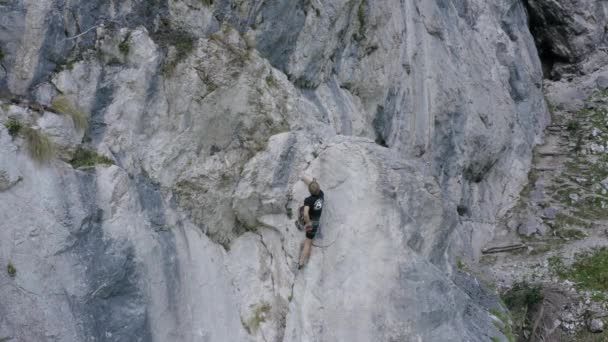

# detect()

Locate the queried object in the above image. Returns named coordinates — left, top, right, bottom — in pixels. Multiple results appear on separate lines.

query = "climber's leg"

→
left=298, top=238, right=313, bottom=269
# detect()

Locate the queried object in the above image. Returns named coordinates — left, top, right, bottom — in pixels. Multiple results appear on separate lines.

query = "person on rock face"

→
left=296, top=175, right=324, bottom=269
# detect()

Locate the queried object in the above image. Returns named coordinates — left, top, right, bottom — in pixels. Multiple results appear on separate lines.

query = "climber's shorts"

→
left=306, top=222, right=319, bottom=240
left=298, top=206, right=320, bottom=239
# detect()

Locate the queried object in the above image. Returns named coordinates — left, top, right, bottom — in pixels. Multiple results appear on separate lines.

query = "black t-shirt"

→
left=304, top=190, right=324, bottom=222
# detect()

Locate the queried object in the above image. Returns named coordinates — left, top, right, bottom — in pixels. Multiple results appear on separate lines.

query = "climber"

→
left=295, top=175, right=324, bottom=270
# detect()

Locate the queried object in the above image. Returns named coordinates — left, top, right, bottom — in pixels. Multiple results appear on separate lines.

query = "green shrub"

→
left=265, top=75, right=275, bottom=88
left=51, top=95, right=88, bottom=131
left=499, top=282, right=543, bottom=342
left=119, top=38, right=130, bottom=56
left=4, top=118, right=21, bottom=137
left=456, top=257, right=468, bottom=271
left=70, top=147, right=113, bottom=168
left=502, top=282, right=543, bottom=310
left=566, top=120, right=579, bottom=132
left=22, top=127, right=55, bottom=163
left=156, top=30, right=195, bottom=75
left=7, top=263, right=16, bottom=277
left=0, top=47, right=4, bottom=61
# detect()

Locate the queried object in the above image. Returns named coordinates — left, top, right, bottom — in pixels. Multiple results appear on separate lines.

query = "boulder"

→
left=588, top=318, right=604, bottom=333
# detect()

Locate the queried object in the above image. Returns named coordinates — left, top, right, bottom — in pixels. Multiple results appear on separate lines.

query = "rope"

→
left=64, top=24, right=101, bottom=40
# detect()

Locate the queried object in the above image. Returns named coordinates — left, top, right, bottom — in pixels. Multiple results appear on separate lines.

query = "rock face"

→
left=0, top=0, right=548, bottom=341
left=525, top=0, right=608, bottom=78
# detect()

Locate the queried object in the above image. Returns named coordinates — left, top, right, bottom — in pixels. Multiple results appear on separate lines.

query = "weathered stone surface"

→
left=518, top=215, right=546, bottom=236
left=526, top=0, right=608, bottom=78
left=0, top=0, right=552, bottom=341
left=285, top=139, right=504, bottom=341
left=0, top=123, right=22, bottom=191
left=542, top=207, right=558, bottom=220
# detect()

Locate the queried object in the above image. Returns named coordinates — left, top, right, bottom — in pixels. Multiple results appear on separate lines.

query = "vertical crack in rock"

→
left=133, top=171, right=182, bottom=325
left=88, top=70, right=115, bottom=144
left=271, top=133, right=297, bottom=191
left=60, top=170, right=153, bottom=341
left=255, top=231, right=276, bottom=294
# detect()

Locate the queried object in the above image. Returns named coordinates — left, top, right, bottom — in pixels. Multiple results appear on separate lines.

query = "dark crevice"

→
left=522, top=0, right=572, bottom=80
left=456, top=205, right=469, bottom=217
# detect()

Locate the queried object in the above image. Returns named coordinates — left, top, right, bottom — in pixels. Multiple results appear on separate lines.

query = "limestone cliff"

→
left=0, top=1, right=549, bottom=341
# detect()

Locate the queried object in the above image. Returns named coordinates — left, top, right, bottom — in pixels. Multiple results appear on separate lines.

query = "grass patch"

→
left=571, top=324, right=608, bottom=341
left=572, top=196, right=608, bottom=220
left=565, top=155, right=608, bottom=183
left=456, top=257, right=468, bottom=272
left=529, top=241, right=562, bottom=255
left=265, top=74, right=275, bottom=88
left=490, top=308, right=516, bottom=342
left=155, top=29, right=195, bottom=76
left=356, top=0, right=367, bottom=41
left=591, top=292, right=606, bottom=302
left=518, top=168, right=539, bottom=201
left=69, top=147, right=113, bottom=168
left=551, top=248, right=608, bottom=292
left=556, top=228, right=586, bottom=240
left=244, top=302, right=271, bottom=334
left=0, top=47, right=4, bottom=61
left=23, top=127, right=55, bottom=163
left=548, top=255, right=565, bottom=273
left=566, top=120, right=580, bottom=132
left=55, top=59, right=77, bottom=72
left=554, top=213, right=590, bottom=229
left=201, top=0, right=213, bottom=5
left=4, top=118, right=21, bottom=137
left=118, top=35, right=130, bottom=56
left=546, top=100, right=557, bottom=114
left=51, top=95, right=88, bottom=131
left=6, top=263, right=16, bottom=277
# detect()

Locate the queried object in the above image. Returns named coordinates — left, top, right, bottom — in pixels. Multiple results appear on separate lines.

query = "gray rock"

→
left=569, top=193, right=581, bottom=203
left=589, top=142, right=605, bottom=154
left=519, top=215, right=544, bottom=236
left=537, top=223, right=550, bottom=235
left=507, top=218, right=521, bottom=231
left=0, top=0, right=551, bottom=341
left=0, top=125, right=21, bottom=191
left=600, top=177, right=608, bottom=190
left=562, top=312, right=576, bottom=323
left=588, top=318, right=604, bottom=333
left=597, top=75, right=608, bottom=89
left=542, top=207, right=558, bottom=220
left=526, top=0, right=608, bottom=77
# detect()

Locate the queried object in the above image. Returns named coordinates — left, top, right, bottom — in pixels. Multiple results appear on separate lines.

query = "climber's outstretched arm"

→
left=301, top=175, right=313, bottom=186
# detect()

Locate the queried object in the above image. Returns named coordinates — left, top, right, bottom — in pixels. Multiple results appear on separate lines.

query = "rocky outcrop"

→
left=0, top=0, right=550, bottom=341
left=525, top=0, right=608, bottom=78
